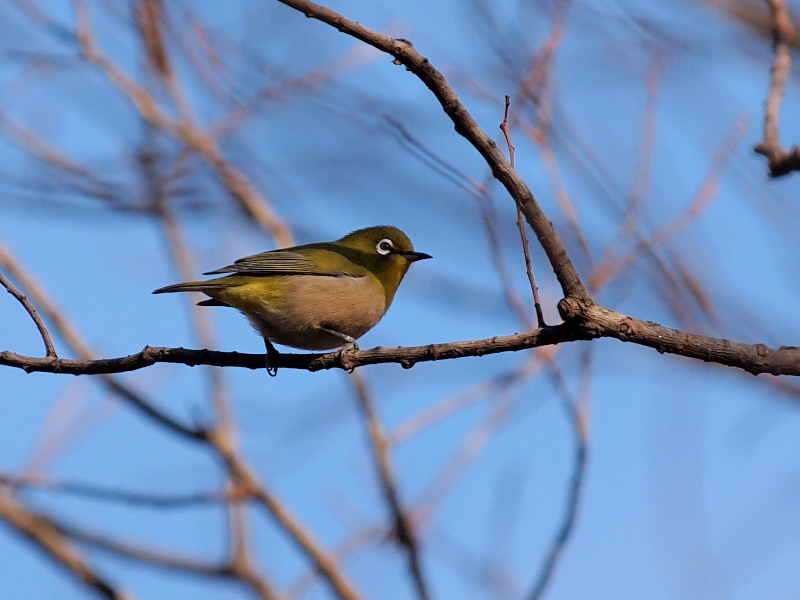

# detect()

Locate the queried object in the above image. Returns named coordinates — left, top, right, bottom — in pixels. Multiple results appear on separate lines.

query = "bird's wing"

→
left=203, top=248, right=365, bottom=277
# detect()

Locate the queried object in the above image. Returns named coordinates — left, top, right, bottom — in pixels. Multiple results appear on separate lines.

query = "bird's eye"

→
left=376, top=239, right=394, bottom=255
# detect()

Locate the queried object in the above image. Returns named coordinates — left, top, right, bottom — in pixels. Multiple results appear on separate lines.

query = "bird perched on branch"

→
left=153, top=225, right=431, bottom=374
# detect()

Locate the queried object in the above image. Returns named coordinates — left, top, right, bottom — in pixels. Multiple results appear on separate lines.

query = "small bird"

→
left=153, top=225, right=431, bottom=373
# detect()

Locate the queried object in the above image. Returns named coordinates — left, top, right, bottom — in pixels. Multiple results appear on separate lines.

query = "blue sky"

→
left=2, top=0, right=800, bottom=599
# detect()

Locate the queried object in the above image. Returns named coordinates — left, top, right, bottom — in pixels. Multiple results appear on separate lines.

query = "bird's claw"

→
left=265, top=340, right=280, bottom=377
left=336, top=341, right=359, bottom=373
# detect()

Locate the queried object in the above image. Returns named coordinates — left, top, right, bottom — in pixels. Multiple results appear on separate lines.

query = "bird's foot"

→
left=335, top=340, right=360, bottom=373
left=264, top=340, right=280, bottom=377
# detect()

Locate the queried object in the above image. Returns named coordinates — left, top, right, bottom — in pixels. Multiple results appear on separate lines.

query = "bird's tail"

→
left=152, top=280, right=215, bottom=294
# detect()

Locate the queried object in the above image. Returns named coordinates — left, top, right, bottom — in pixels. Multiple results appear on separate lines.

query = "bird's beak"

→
left=399, top=251, right=432, bottom=262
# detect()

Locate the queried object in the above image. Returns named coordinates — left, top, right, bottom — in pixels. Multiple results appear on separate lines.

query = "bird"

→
left=153, top=225, right=431, bottom=374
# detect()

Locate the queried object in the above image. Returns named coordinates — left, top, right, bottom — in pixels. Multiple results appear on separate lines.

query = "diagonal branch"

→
left=0, top=270, right=56, bottom=357
left=75, top=1, right=293, bottom=245
left=274, top=0, right=587, bottom=300
left=0, top=243, right=202, bottom=440
left=0, top=492, right=132, bottom=600
left=206, top=427, right=363, bottom=600
left=350, top=372, right=430, bottom=600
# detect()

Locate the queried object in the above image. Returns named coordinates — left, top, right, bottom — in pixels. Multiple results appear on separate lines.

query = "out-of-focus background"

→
left=2, top=0, right=800, bottom=598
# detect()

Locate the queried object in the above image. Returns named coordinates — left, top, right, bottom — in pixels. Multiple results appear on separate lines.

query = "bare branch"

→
left=274, top=0, right=587, bottom=300
left=753, top=0, right=800, bottom=176
left=350, top=372, right=430, bottom=600
left=0, top=269, right=56, bottom=357
left=0, top=326, right=586, bottom=373
left=0, top=473, right=224, bottom=508
left=500, top=95, right=546, bottom=327
left=0, top=240, right=202, bottom=439
left=75, top=1, right=293, bottom=245
left=0, top=492, right=132, bottom=600
left=4, top=307, right=800, bottom=376
left=206, top=427, right=364, bottom=600
left=528, top=355, right=591, bottom=599
left=559, top=300, right=800, bottom=376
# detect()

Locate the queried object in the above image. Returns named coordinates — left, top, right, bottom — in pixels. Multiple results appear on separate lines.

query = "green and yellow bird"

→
left=153, top=225, right=431, bottom=371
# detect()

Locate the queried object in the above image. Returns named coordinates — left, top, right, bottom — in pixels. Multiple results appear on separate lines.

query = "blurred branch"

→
left=55, top=520, right=233, bottom=579
left=0, top=242, right=203, bottom=440
left=0, top=108, right=121, bottom=203
left=753, top=0, right=800, bottom=176
left=529, top=457, right=587, bottom=600
left=392, top=353, right=543, bottom=443
left=75, top=1, right=293, bottom=245
left=0, top=492, right=131, bottom=600
left=2, top=480, right=277, bottom=598
left=414, top=397, right=517, bottom=525
left=142, top=138, right=274, bottom=596
left=206, top=427, right=364, bottom=600
left=528, top=352, right=591, bottom=600
left=592, top=115, right=747, bottom=323
left=0, top=473, right=224, bottom=508
left=350, top=372, right=430, bottom=600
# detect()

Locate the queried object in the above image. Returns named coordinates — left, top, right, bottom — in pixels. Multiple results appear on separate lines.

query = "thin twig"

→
left=350, top=371, right=430, bottom=600
left=753, top=0, right=800, bottom=176
left=391, top=353, right=543, bottom=443
left=384, top=112, right=537, bottom=328
left=0, top=473, right=225, bottom=508
left=413, top=396, right=518, bottom=526
left=0, top=241, right=203, bottom=440
left=500, top=95, right=546, bottom=327
left=0, top=269, right=57, bottom=357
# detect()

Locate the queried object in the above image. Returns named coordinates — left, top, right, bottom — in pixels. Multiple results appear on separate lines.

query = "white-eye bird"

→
left=153, top=225, right=431, bottom=372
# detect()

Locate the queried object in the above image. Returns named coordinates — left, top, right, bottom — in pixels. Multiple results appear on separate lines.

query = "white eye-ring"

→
left=376, top=239, right=394, bottom=255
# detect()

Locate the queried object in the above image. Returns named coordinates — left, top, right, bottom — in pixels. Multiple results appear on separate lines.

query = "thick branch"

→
left=4, top=315, right=799, bottom=375
left=0, top=326, right=588, bottom=375
left=559, top=298, right=800, bottom=376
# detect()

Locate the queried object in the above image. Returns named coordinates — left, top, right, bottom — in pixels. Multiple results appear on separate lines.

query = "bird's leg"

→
left=264, top=338, right=280, bottom=377
left=319, top=327, right=359, bottom=372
